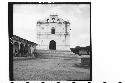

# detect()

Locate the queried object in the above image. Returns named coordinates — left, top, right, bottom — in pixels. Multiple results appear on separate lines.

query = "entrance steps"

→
left=35, top=50, right=79, bottom=59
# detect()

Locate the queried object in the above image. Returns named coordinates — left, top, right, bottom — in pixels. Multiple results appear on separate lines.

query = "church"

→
left=36, top=15, right=70, bottom=50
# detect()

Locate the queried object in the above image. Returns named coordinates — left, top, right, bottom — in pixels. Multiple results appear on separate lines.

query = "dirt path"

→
left=13, top=57, right=90, bottom=81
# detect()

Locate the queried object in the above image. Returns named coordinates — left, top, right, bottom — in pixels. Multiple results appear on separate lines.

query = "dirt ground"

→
left=13, top=56, right=90, bottom=81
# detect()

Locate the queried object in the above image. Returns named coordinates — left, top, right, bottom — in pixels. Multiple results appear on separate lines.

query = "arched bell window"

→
left=51, top=27, right=55, bottom=34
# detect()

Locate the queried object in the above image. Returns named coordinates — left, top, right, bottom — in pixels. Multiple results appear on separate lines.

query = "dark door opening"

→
left=49, top=40, right=56, bottom=50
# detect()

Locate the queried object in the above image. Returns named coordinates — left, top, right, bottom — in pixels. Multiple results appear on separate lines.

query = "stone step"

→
left=36, top=50, right=73, bottom=52
left=36, top=53, right=79, bottom=59
left=35, top=50, right=78, bottom=58
left=37, top=52, right=76, bottom=56
left=36, top=50, right=75, bottom=54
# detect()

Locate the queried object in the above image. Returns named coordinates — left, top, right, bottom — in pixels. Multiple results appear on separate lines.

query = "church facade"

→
left=36, top=15, right=70, bottom=50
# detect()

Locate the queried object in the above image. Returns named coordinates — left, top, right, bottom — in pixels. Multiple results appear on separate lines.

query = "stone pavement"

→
left=13, top=55, right=90, bottom=81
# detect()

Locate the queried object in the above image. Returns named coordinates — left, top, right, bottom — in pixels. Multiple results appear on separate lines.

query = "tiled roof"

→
left=12, top=35, right=38, bottom=45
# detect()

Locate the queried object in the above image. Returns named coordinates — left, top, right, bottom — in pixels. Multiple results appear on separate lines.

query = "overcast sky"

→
left=13, top=4, right=90, bottom=48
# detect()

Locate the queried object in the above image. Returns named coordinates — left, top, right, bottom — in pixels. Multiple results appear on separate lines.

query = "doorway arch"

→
left=13, top=42, right=19, bottom=57
left=49, top=40, right=56, bottom=50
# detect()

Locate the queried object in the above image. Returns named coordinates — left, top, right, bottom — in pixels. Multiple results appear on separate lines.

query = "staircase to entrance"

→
left=35, top=50, right=78, bottom=59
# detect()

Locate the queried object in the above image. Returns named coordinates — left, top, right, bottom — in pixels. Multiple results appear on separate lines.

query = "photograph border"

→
left=8, top=2, right=92, bottom=81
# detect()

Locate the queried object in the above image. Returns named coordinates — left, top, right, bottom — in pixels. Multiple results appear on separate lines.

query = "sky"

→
left=13, top=4, right=90, bottom=48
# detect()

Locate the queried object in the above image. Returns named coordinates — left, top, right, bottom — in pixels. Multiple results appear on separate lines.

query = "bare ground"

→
left=13, top=56, right=90, bottom=81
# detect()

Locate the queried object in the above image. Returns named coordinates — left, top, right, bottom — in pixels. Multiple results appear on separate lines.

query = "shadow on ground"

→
left=73, top=63, right=90, bottom=69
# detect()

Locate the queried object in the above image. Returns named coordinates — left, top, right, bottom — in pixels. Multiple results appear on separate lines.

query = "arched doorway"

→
left=49, top=40, right=56, bottom=50
left=13, top=42, right=19, bottom=57
left=20, top=43, right=25, bottom=56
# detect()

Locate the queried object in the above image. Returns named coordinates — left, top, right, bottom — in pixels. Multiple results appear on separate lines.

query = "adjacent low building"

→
left=70, top=46, right=91, bottom=66
left=70, top=46, right=91, bottom=55
left=11, top=35, right=38, bottom=57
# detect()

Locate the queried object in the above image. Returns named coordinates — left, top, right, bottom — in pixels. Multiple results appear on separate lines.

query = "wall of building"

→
left=12, top=36, right=37, bottom=57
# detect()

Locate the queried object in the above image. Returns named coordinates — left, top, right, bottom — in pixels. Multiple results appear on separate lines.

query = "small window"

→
left=47, top=19, right=49, bottom=22
left=57, top=19, right=60, bottom=21
left=51, top=27, right=55, bottom=34
left=52, top=18, right=55, bottom=20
